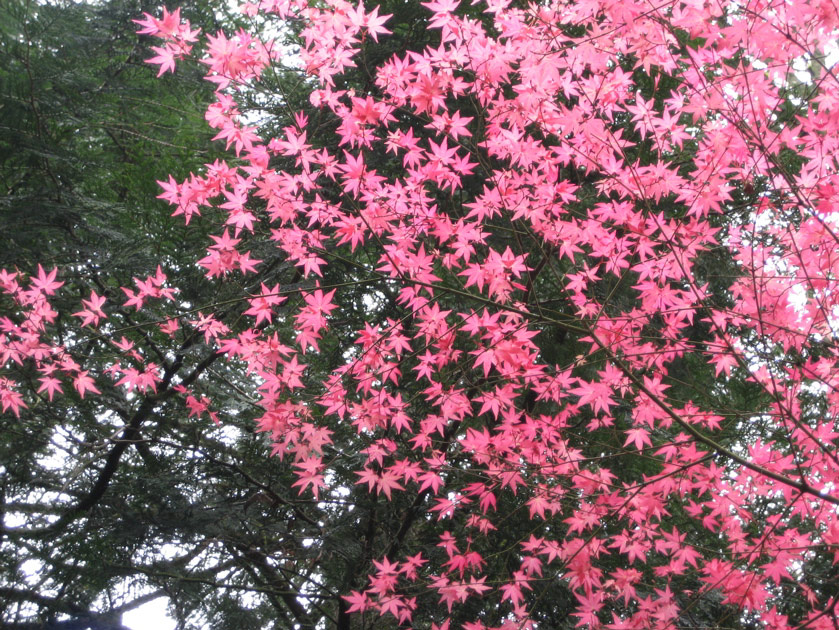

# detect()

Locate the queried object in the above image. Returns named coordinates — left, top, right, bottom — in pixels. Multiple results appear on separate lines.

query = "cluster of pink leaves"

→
left=4, top=0, right=839, bottom=627
left=0, top=266, right=98, bottom=413
left=0, top=263, right=185, bottom=413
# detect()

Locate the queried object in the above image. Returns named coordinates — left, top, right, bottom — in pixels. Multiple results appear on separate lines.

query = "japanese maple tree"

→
left=4, top=0, right=839, bottom=627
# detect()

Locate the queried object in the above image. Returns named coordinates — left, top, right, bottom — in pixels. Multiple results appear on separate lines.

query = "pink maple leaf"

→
left=73, top=291, right=107, bottom=327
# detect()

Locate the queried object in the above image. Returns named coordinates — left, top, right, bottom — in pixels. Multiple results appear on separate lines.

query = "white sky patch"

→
left=123, top=597, right=176, bottom=630
left=211, top=422, right=244, bottom=446
left=825, top=40, right=839, bottom=67
left=792, top=55, right=813, bottom=84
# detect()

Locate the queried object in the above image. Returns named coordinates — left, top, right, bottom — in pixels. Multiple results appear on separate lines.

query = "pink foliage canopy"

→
left=4, top=0, right=839, bottom=627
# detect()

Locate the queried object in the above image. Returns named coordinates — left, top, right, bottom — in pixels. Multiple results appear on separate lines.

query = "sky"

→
left=123, top=598, right=176, bottom=630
